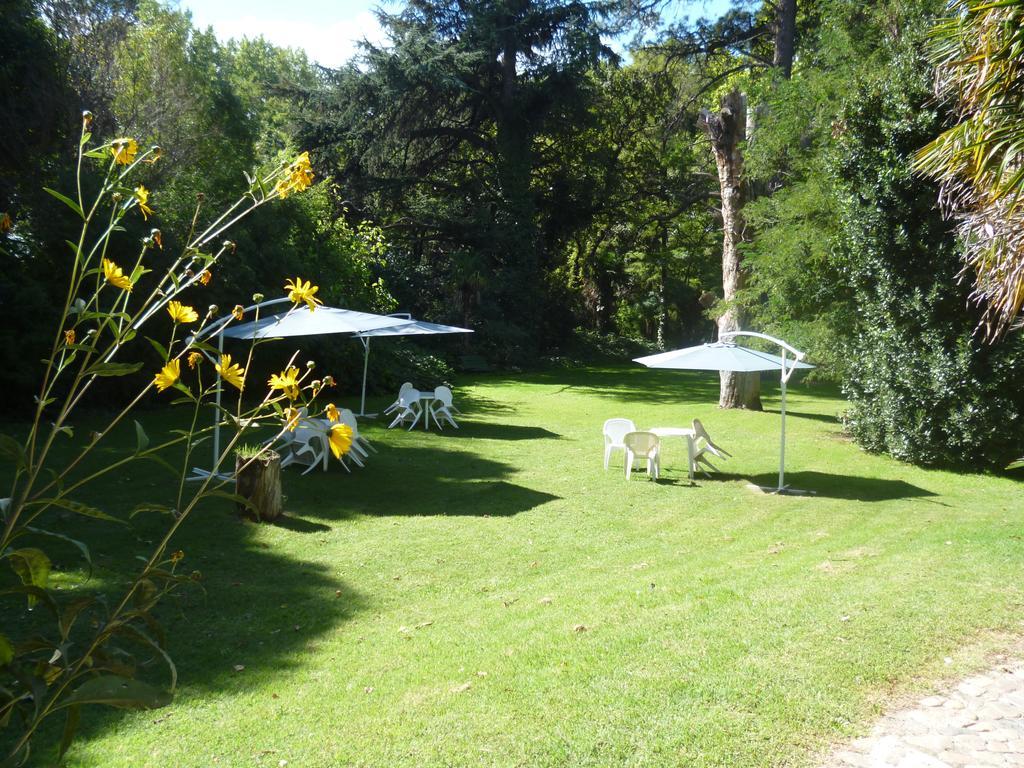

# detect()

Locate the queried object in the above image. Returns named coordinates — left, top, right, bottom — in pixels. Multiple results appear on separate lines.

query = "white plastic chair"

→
left=338, top=408, right=376, bottom=456
left=387, top=389, right=423, bottom=430
left=623, top=431, right=661, bottom=481
left=691, top=419, right=731, bottom=476
left=277, top=408, right=308, bottom=468
left=290, top=422, right=331, bottom=475
left=603, top=418, right=636, bottom=470
left=429, top=387, right=459, bottom=429
left=434, top=385, right=461, bottom=414
left=383, top=382, right=414, bottom=416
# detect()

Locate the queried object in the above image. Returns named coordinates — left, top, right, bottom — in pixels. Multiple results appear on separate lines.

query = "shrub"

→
left=832, top=45, right=1024, bottom=468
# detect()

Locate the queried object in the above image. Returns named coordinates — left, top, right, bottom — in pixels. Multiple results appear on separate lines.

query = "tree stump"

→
left=235, top=450, right=283, bottom=522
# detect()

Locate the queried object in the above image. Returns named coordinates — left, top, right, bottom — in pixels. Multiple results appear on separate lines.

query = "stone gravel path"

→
left=819, top=658, right=1024, bottom=768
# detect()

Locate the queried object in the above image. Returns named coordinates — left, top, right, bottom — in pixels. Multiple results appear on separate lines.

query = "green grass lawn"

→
left=13, top=365, right=1024, bottom=767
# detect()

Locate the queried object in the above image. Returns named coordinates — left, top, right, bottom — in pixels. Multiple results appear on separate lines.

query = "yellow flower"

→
left=153, top=359, right=180, bottom=392
left=0, top=213, right=12, bottom=233
left=134, top=185, right=154, bottom=220
left=268, top=366, right=301, bottom=400
left=102, top=258, right=133, bottom=291
left=64, top=329, right=76, bottom=346
left=231, top=304, right=244, bottom=321
left=111, top=138, right=138, bottom=165
left=283, top=406, right=301, bottom=432
left=274, top=151, right=315, bottom=199
left=216, top=354, right=245, bottom=391
left=187, top=351, right=203, bottom=369
left=325, top=403, right=339, bottom=422
left=199, top=270, right=212, bottom=286
left=329, top=423, right=353, bottom=459
left=284, top=277, right=322, bottom=311
left=167, top=300, right=198, bottom=324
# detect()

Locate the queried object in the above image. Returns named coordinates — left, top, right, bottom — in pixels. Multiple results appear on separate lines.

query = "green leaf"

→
left=0, top=632, right=13, bottom=666
left=60, top=676, right=172, bottom=710
left=138, top=453, right=178, bottom=477
left=0, top=584, right=58, bottom=615
left=85, top=361, right=144, bottom=378
left=134, top=420, right=149, bottom=453
left=83, top=148, right=108, bottom=159
left=43, top=187, right=84, bottom=219
left=205, top=490, right=257, bottom=515
left=58, top=704, right=81, bottom=760
left=58, top=597, right=95, bottom=640
left=24, top=526, right=91, bottom=571
left=0, top=434, right=26, bottom=471
left=27, top=498, right=123, bottom=524
left=1008, top=457, right=1023, bottom=470
left=145, top=336, right=169, bottom=361
left=7, top=548, right=51, bottom=603
left=110, top=624, right=177, bottom=691
left=80, top=131, right=91, bottom=147
left=188, top=339, right=219, bottom=354
left=129, top=503, right=175, bottom=519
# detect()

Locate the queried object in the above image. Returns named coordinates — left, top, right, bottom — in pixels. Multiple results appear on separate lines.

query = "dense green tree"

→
left=832, top=36, right=1024, bottom=467
left=298, top=0, right=655, bottom=361
left=557, top=58, right=718, bottom=347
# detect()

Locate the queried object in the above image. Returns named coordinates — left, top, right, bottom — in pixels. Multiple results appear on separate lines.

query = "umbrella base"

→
left=188, top=467, right=235, bottom=483
left=746, top=483, right=817, bottom=496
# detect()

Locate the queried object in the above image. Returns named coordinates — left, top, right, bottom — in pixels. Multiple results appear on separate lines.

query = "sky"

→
left=177, top=0, right=735, bottom=69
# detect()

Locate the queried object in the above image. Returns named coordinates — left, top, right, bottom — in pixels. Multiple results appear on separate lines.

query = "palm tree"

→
left=914, top=0, right=1024, bottom=339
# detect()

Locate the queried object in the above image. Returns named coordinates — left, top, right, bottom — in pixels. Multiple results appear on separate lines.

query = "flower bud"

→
left=208, top=304, right=219, bottom=317
left=306, top=360, right=316, bottom=369
left=252, top=292, right=265, bottom=303
left=82, top=110, right=93, bottom=127
left=222, top=240, right=236, bottom=253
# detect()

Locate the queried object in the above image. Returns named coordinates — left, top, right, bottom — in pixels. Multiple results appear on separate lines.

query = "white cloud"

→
left=196, top=10, right=386, bottom=68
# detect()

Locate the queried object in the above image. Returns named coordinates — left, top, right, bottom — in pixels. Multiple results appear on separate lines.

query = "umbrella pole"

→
left=778, top=356, right=786, bottom=492
left=359, top=337, right=370, bottom=417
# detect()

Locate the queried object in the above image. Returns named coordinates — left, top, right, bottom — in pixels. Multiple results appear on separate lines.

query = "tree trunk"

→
left=699, top=89, right=762, bottom=410
left=492, top=24, right=540, bottom=357
left=235, top=450, right=283, bottom=523
left=773, top=0, right=797, bottom=79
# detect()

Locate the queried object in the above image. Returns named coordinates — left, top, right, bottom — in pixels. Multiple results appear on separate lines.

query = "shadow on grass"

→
left=706, top=470, right=940, bottom=502
left=16, top=508, right=366, bottom=765
left=280, top=444, right=559, bottom=520
left=475, top=366, right=724, bottom=405
left=765, top=409, right=842, bottom=424
left=272, top=514, right=332, bottom=533
left=436, top=421, right=561, bottom=441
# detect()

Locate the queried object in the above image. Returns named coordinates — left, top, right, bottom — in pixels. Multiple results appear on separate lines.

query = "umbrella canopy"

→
left=222, top=306, right=416, bottom=340
left=633, top=334, right=815, bottom=494
left=352, top=318, right=473, bottom=415
left=354, top=320, right=473, bottom=338
left=635, top=342, right=815, bottom=373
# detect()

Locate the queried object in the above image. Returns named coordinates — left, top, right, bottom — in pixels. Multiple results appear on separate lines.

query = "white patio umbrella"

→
left=353, top=316, right=473, bottom=416
left=189, top=300, right=417, bottom=480
left=634, top=331, right=814, bottom=494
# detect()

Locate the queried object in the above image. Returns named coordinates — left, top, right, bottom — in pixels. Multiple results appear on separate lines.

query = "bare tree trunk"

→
left=773, top=0, right=797, bottom=78
left=699, top=90, right=762, bottom=410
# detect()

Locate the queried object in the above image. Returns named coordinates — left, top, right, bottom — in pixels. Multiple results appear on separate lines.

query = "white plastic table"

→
left=649, top=427, right=696, bottom=480
left=416, top=393, right=437, bottom=430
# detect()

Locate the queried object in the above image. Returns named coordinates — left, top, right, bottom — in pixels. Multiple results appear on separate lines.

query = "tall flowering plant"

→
left=0, top=114, right=351, bottom=764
